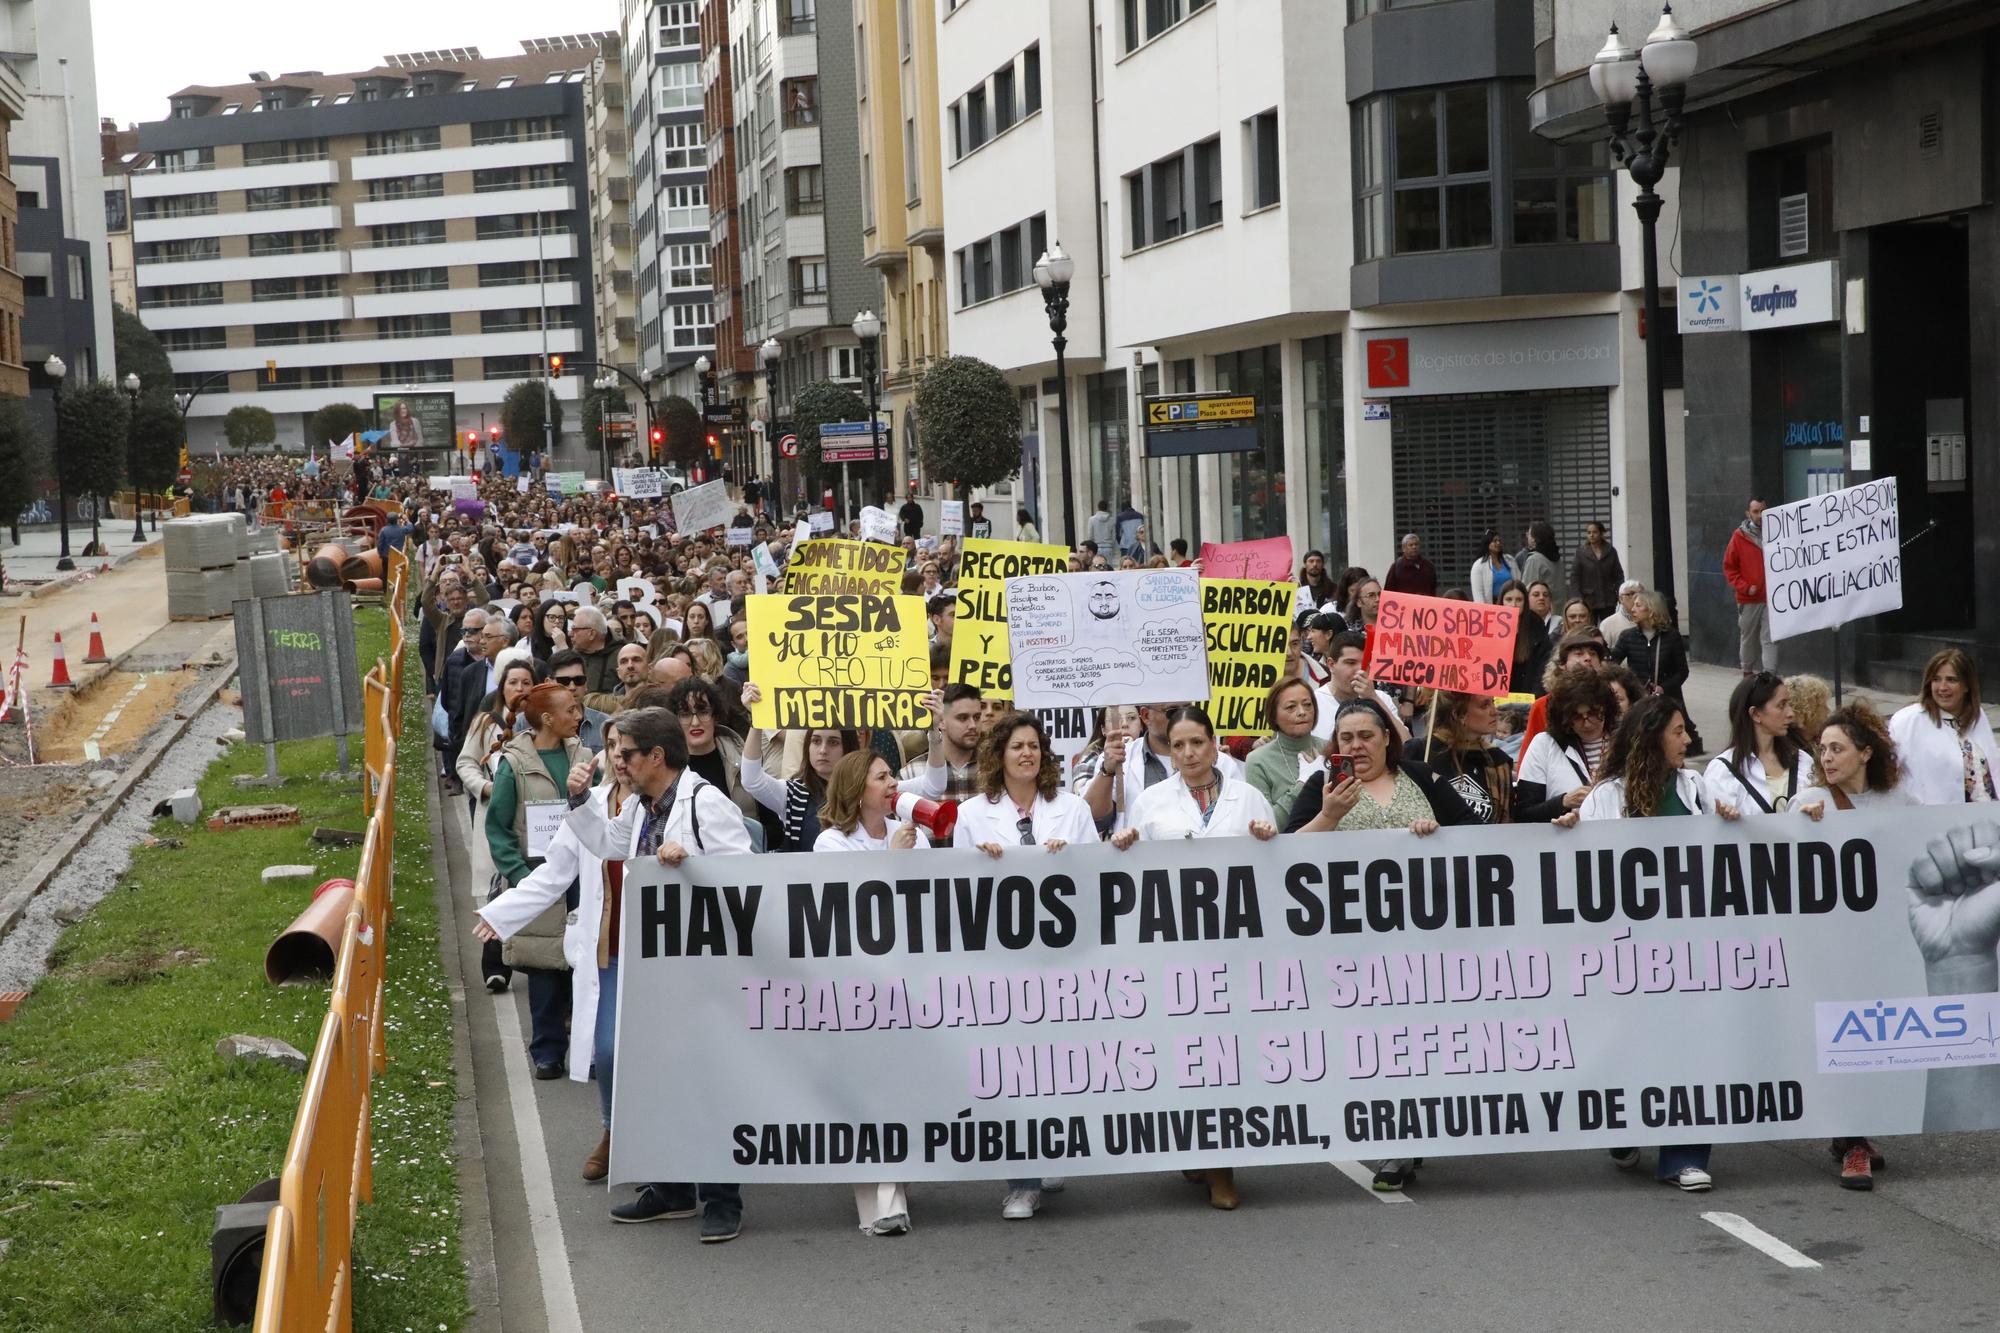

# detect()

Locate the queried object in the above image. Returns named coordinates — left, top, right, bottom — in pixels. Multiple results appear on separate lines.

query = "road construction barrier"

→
left=250, top=544, right=409, bottom=1332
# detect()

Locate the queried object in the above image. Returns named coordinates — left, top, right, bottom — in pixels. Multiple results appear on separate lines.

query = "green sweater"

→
left=1244, top=730, right=1325, bottom=823
left=487, top=746, right=574, bottom=885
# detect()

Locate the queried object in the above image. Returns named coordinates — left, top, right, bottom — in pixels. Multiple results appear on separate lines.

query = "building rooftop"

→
left=158, top=39, right=614, bottom=120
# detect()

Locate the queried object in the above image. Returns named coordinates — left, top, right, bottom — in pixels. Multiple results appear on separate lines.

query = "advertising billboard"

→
left=373, top=391, right=457, bottom=454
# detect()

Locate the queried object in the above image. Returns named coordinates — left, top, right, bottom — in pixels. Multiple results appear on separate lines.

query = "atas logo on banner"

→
left=1689, top=279, right=1724, bottom=314
left=1815, top=992, right=2000, bottom=1073
left=1745, top=283, right=1800, bottom=315
left=1366, top=338, right=1410, bottom=389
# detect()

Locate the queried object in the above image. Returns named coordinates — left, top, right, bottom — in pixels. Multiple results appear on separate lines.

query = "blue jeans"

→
left=595, top=958, right=618, bottom=1127
left=1655, top=1144, right=1712, bottom=1179
left=525, top=966, right=571, bottom=1068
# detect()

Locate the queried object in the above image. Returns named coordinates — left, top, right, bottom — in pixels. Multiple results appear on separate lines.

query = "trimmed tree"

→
left=223, top=404, right=277, bottom=452
left=61, top=380, right=131, bottom=553
left=790, top=379, right=868, bottom=496
left=656, top=394, right=705, bottom=470
left=130, top=394, right=185, bottom=525
left=500, top=380, right=564, bottom=460
left=113, top=306, right=175, bottom=394
left=0, top=396, right=47, bottom=582
left=306, top=401, right=369, bottom=452
left=580, top=384, right=629, bottom=455
left=914, top=355, right=1022, bottom=501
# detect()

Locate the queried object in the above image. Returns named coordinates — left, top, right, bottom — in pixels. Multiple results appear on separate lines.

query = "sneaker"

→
left=610, top=1186, right=699, bottom=1223
left=1001, top=1189, right=1041, bottom=1220
left=1670, top=1167, right=1713, bottom=1192
left=483, top=975, right=509, bottom=994
left=1608, top=1148, right=1641, bottom=1170
left=1839, top=1143, right=1874, bottom=1191
left=1829, top=1139, right=1886, bottom=1171
left=1372, top=1159, right=1416, bottom=1191
left=869, top=1212, right=911, bottom=1236
left=699, top=1209, right=743, bottom=1243
left=1040, top=1177, right=1067, bottom=1194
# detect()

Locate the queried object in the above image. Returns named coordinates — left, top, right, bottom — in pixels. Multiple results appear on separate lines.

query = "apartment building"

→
left=1537, top=0, right=1992, bottom=688
left=623, top=0, right=715, bottom=400
left=129, top=42, right=599, bottom=454
left=587, top=40, right=638, bottom=393
left=100, top=120, right=148, bottom=317
left=3, top=0, right=113, bottom=396
left=701, top=0, right=760, bottom=486
left=939, top=0, right=1664, bottom=574
left=0, top=38, right=27, bottom=400
left=727, top=0, right=876, bottom=499
left=854, top=0, right=947, bottom=493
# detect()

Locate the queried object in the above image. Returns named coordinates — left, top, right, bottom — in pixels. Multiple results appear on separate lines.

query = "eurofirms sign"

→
left=1680, top=260, right=1839, bottom=334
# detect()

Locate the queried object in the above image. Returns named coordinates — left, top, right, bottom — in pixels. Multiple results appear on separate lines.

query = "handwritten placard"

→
left=525, top=800, right=567, bottom=858
left=782, top=539, right=908, bottom=597
left=1200, top=579, right=1295, bottom=734
left=1004, top=570, right=1209, bottom=709
left=747, top=594, right=932, bottom=730
left=1197, top=536, right=1293, bottom=582
left=948, top=537, right=1070, bottom=700
left=1372, top=591, right=1518, bottom=696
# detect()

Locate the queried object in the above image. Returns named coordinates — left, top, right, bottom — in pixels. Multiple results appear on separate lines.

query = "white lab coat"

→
left=814, top=819, right=931, bottom=852
left=1702, top=747, right=1816, bottom=814
left=1114, top=735, right=1243, bottom=832
left=1127, top=773, right=1275, bottom=841
left=1516, top=732, right=1596, bottom=804
left=1578, top=768, right=1714, bottom=821
left=1889, top=703, right=2000, bottom=806
left=954, top=788, right=1101, bottom=849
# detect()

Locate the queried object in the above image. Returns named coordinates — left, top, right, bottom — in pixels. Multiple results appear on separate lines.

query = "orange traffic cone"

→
left=48, top=632, right=73, bottom=689
left=83, top=612, right=109, bottom=663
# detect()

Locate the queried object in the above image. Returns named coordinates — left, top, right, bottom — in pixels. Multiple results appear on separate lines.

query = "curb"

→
left=1, top=536, right=162, bottom=602
left=0, top=650, right=238, bottom=944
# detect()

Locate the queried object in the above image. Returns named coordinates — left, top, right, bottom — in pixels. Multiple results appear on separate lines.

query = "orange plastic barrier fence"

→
left=252, top=562, right=409, bottom=1332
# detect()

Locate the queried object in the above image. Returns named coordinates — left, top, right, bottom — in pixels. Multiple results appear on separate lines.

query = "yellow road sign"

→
left=1145, top=395, right=1256, bottom=426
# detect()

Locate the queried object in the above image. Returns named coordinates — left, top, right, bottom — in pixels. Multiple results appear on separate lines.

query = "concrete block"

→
left=214, top=1034, right=307, bottom=1072
left=170, top=787, right=201, bottom=823
left=260, top=864, right=318, bottom=884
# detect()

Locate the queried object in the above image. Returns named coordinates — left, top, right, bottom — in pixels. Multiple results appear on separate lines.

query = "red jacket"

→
left=1723, top=528, right=1765, bottom=604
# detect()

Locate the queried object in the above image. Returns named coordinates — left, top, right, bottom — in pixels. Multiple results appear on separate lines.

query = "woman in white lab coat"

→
left=814, top=750, right=927, bottom=1235
left=1889, top=648, right=2000, bottom=805
left=1110, top=705, right=1276, bottom=1210
left=1703, top=671, right=1817, bottom=814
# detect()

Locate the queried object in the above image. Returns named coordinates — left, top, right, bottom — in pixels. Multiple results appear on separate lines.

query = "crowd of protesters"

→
left=260, top=458, right=1997, bottom=1243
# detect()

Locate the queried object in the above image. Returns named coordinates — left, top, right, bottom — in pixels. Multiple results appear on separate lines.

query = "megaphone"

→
left=895, top=793, right=959, bottom=844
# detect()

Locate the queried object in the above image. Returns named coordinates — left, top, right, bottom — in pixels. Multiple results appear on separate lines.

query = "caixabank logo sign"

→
left=1814, top=994, right=2000, bottom=1072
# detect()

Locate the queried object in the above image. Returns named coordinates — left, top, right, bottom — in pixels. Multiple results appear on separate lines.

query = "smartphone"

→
left=1327, top=755, right=1355, bottom=783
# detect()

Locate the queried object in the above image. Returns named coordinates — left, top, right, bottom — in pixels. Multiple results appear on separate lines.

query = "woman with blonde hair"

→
left=1785, top=673, right=1834, bottom=748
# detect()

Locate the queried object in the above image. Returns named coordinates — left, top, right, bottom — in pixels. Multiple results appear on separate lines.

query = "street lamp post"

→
left=122, top=372, right=145, bottom=543
left=851, top=310, right=883, bottom=512
left=694, top=353, right=718, bottom=484
left=1592, top=3, right=1698, bottom=625
left=761, top=337, right=782, bottom=516
left=1033, top=244, right=1078, bottom=548
left=45, top=355, right=71, bottom=571
left=591, top=373, right=619, bottom=477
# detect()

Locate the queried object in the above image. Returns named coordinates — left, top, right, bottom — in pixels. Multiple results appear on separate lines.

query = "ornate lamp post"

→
left=1033, top=244, right=1078, bottom=547
left=45, top=354, right=71, bottom=571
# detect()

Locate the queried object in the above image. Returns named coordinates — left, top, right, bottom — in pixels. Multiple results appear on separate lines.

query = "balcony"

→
left=139, top=293, right=353, bottom=330
left=348, top=136, right=573, bottom=181
left=350, top=279, right=580, bottom=319
left=136, top=248, right=350, bottom=288
left=131, top=158, right=339, bottom=199
left=349, top=230, right=577, bottom=273
left=353, top=185, right=574, bottom=227
left=133, top=204, right=344, bottom=244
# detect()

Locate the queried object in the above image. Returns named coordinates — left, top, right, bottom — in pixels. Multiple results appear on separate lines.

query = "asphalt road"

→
left=435, top=784, right=2000, bottom=1333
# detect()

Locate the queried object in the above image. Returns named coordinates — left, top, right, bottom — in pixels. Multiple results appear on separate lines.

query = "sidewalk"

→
left=1, top=523, right=162, bottom=595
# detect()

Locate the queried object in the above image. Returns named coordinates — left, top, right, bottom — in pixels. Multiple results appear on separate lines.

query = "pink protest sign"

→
left=1372, top=591, right=1519, bottom=697
left=1196, top=536, right=1293, bottom=582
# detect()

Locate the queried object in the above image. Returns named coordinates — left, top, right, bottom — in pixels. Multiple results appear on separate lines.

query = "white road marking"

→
left=1702, top=1211, right=1822, bottom=1269
left=1331, top=1159, right=1414, bottom=1203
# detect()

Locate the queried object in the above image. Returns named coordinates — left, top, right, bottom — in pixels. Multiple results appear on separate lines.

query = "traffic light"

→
left=489, top=423, right=501, bottom=440
left=548, top=354, right=564, bottom=377
left=706, top=432, right=721, bottom=459
left=464, top=430, right=478, bottom=450
left=650, top=425, right=664, bottom=456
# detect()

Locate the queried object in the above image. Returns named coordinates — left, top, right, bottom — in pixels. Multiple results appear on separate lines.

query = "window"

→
left=368, top=268, right=449, bottom=295
left=664, top=184, right=706, bottom=230
left=659, top=1, right=699, bottom=46
left=367, top=220, right=446, bottom=248
left=1245, top=109, right=1281, bottom=210
left=480, top=308, right=574, bottom=333
left=244, top=138, right=328, bottom=165
left=472, top=116, right=560, bottom=145
left=250, top=229, right=337, bottom=256
left=960, top=87, right=988, bottom=155
left=22, top=275, right=48, bottom=298
left=1122, top=0, right=1214, bottom=53
left=667, top=243, right=711, bottom=289
left=252, top=276, right=339, bottom=301
left=254, top=321, right=341, bottom=346
left=1024, top=45, right=1042, bottom=116
left=376, top=313, right=451, bottom=340
left=484, top=355, right=537, bottom=379
left=478, top=260, right=570, bottom=287
left=903, top=119, right=920, bottom=204
left=785, top=165, right=824, bottom=215
left=134, top=193, right=217, bottom=220
left=658, top=62, right=701, bottom=112
left=366, top=174, right=443, bottom=202
left=1354, top=84, right=1494, bottom=258
left=1508, top=100, right=1613, bottom=245
left=1214, top=345, right=1283, bottom=541
left=659, top=122, right=705, bottom=171
left=245, top=184, right=331, bottom=212
left=154, top=147, right=216, bottom=174
left=136, top=237, right=222, bottom=264
left=475, top=213, right=565, bottom=240
left=1127, top=137, right=1220, bottom=249
left=137, top=282, right=223, bottom=308
left=780, top=0, right=816, bottom=36
left=994, top=63, right=1017, bottom=135
left=160, top=327, right=226, bottom=351
left=790, top=257, right=828, bottom=305
left=379, top=360, right=453, bottom=384
left=670, top=303, right=711, bottom=348
left=954, top=213, right=1044, bottom=306
left=16, top=190, right=39, bottom=210
left=782, top=78, right=819, bottom=128
left=951, top=48, right=1040, bottom=160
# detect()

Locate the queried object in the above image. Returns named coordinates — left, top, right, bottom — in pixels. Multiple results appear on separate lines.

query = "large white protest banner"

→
left=672, top=479, right=735, bottom=534
left=607, top=805, right=2000, bottom=1186
left=1762, top=477, right=1902, bottom=641
left=1003, top=569, right=1209, bottom=709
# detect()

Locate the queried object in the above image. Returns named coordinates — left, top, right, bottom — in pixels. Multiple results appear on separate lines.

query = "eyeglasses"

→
left=616, top=746, right=644, bottom=763
left=553, top=674, right=586, bottom=687
left=1573, top=707, right=1605, bottom=721
left=674, top=699, right=713, bottom=718
left=1016, top=814, right=1035, bottom=846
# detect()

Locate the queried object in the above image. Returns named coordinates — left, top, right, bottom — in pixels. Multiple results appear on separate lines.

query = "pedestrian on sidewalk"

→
left=1724, top=498, right=1775, bottom=674
left=1569, top=521, right=1625, bottom=624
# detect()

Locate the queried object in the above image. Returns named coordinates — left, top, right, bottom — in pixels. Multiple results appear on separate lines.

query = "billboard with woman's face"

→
left=374, top=392, right=456, bottom=453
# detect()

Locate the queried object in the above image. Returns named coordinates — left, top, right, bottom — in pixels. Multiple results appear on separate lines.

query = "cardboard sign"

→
left=615, top=577, right=653, bottom=606
left=1373, top=591, right=1519, bottom=696
left=747, top=594, right=932, bottom=730
left=782, top=539, right=908, bottom=597
left=517, top=476, right=530, bottom=494
left=752, top=542, right=783, bottom=583
left=447, top=477, right=477, bottom=502
left=1200, top=579, right=1296, bottom=735
left=1761, top=477, right=1902, bottom=641
left=1004, top=570, right=1209, bottom=709
left=1197, top=536, right=1293, bottom=582
left=948, top=537, right=1070, bottom=701
left=726, top=525, right=754, bottom=548
left=613, top=467, right=664, bottom=499
left=547, top=471, right=586, bottom=496
left=858, top=505, right=900, bottom=545
left=809, top=510, right=835, bottom=535
left=525, top=800, right=567, bottom=858
left=671, top=480, right=734, bottom=534
left=939, top=500, right=963, bottom=537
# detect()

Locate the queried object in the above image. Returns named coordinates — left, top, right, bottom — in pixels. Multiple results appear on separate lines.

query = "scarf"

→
left=1738, top=518, right=1763, bottom=547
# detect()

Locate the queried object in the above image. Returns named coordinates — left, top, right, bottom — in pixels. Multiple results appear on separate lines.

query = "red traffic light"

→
left=489, top=424, right=501, bottom=439
left=650, top=426, right=664, bottom=444
left=464, top=431, right=477, bottom=446
left=548, top=354, right=564, bottom=376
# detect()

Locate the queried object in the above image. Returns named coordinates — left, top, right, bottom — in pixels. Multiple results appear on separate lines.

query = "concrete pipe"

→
left=264, top=878, right=356, bottom=985
left=339, top=549, right=384, bottom=582
left=305, top=541, right=352, bottom=590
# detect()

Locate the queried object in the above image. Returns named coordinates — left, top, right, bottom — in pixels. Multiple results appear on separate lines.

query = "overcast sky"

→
left=93, top=0, right=619, bottom=127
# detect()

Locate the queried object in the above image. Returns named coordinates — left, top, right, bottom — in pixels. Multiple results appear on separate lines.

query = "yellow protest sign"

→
left=747, top=593, right=932, bottom=730
left=1200, top=578, right=1295, bottom=735
left=782, top=539, right=908, bottom=596
left=948, top=536, right=1070, bottom=700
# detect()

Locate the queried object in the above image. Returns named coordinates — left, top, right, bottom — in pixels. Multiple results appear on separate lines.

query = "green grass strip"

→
left=0, top=606, right=470, bottom=1332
